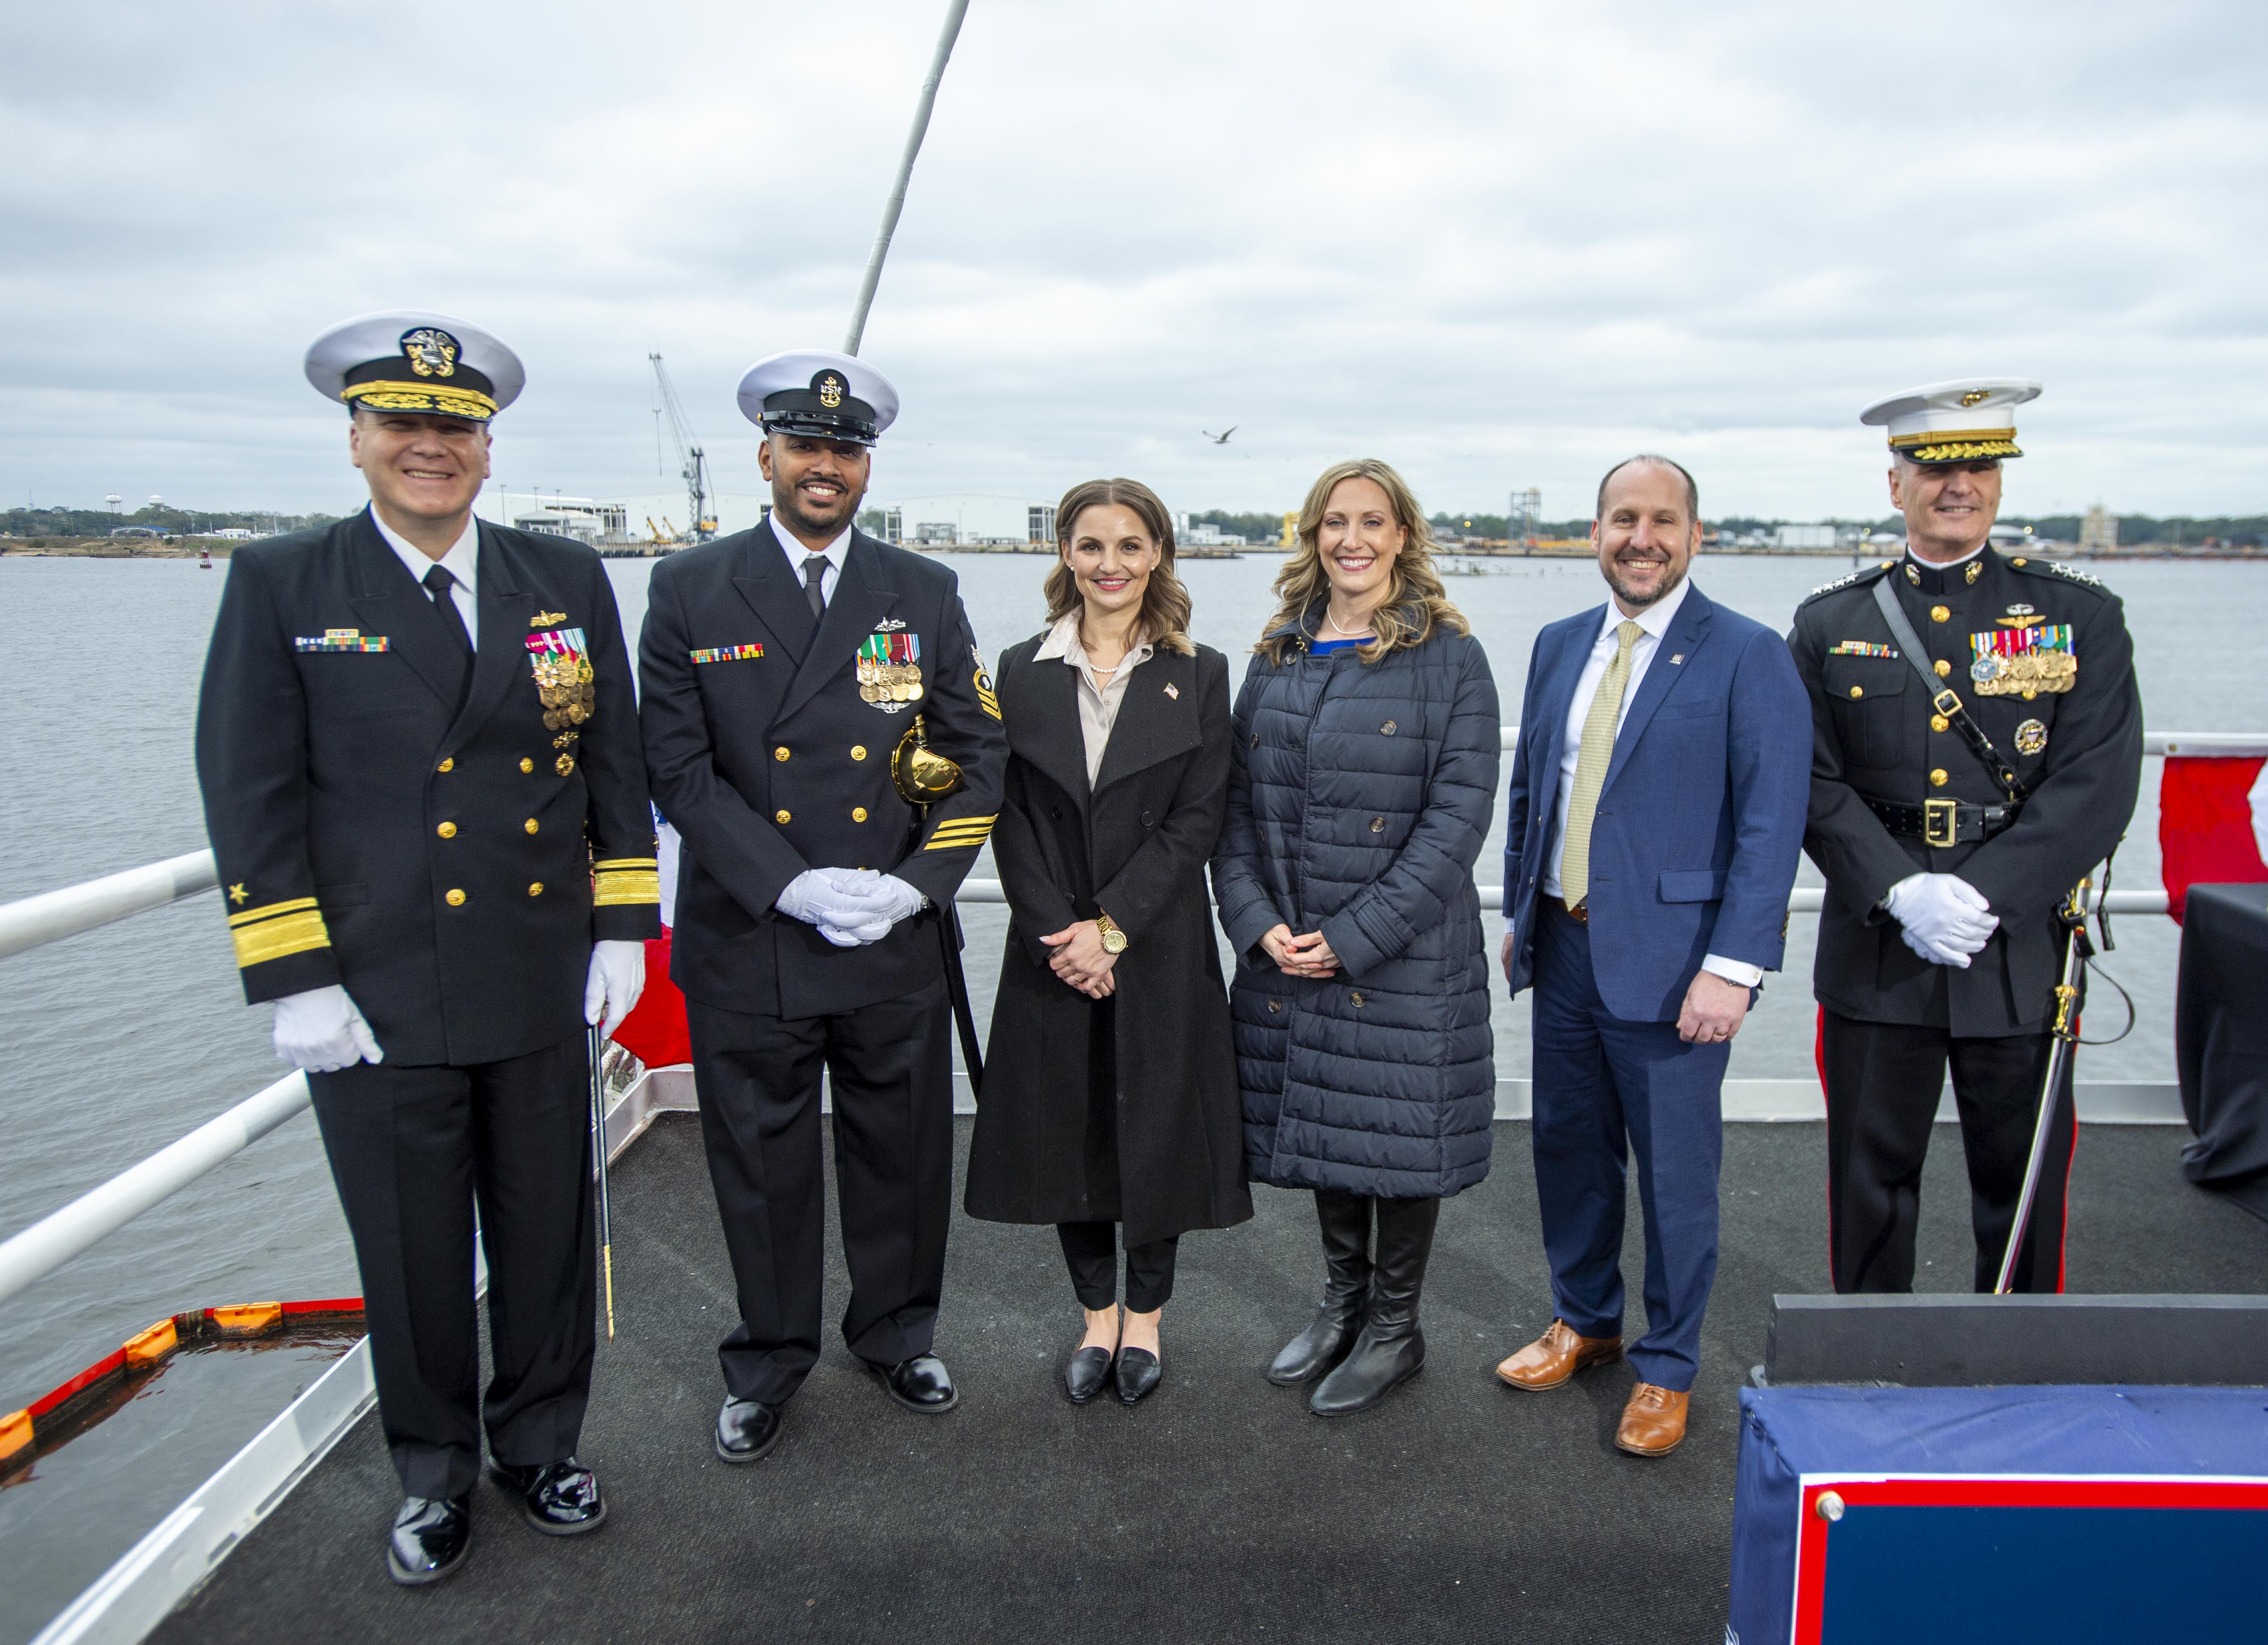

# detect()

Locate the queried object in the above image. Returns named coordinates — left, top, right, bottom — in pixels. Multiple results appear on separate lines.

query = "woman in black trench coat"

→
left=1212, top=457, right=1500, bottom=1418
left=966, top=477, right=1252, bottom=1406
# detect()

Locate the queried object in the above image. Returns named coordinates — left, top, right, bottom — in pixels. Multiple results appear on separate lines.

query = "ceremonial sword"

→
left=588, top=1023, right=617, bottom=1339
left=1993, top=877, right=2092, bottom=1295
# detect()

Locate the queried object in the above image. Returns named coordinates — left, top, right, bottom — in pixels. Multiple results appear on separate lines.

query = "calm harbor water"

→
left=0, top=546, right=2256, bottom=1637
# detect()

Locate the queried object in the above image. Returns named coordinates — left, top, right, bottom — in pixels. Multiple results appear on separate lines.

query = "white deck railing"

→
left=0, top=727, right=2234, bottom=1305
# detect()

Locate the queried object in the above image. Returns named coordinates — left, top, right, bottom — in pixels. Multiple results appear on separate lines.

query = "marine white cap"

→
left=736, top=350, right=899, bottom=444
left=304, top=311, right=525, bottom=422
left=1860, top=378, right=2041, bottom=463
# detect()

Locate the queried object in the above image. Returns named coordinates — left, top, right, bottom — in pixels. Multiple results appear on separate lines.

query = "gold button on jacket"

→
left=775, top=747, right=790, bottom=762
left=775, top=809, right=791, bottom=825
left=519, top=757, right=535, bottom=773
left=524, top=818, right=539, bottom=834
left=1930, top=604, right=1951, bottom=623
left=528, top=882, right=544, bottom=897
left=852, top=807, right=867, bottom=822
left=445, top=888, right=467, bottom=906
left=1930, top=769, right=1949, bottom=787
left=437, top=821, right=457, bottom=838
left=437, top=758, right=453, bottom=773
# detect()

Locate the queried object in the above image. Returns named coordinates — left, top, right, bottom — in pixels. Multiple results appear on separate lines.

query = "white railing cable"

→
left=0, top=851, right=219, bottom=960
left=0, top=1074, right=310, bottom=1308
left=1491, top=728, right=2251, bottom=755
left=955, top=879, right=2171, bottom=916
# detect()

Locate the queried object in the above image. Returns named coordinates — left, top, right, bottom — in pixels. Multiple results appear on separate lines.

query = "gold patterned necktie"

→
left=1561, top=620, right=1643, bottom=912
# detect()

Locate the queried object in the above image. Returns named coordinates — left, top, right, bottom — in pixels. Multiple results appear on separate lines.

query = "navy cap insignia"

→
left=399, top=327, right=459, bottom=379
left=817, top=372, right=844, bottom=409
left=2014, top=718, right=2048, bottom=754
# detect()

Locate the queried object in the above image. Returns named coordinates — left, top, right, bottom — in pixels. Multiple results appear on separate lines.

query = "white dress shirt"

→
left=371, top=505, right=480, bottom=646
left=772, top=515, right=852, bottom=607
left=1034, top=613, right=1156, bottom=784
left=1540, top=577, right=1760, bottom=989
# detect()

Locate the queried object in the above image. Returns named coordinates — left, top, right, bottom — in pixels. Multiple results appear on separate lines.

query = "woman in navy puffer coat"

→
left=1211, top=458, right=1500, bottom=1417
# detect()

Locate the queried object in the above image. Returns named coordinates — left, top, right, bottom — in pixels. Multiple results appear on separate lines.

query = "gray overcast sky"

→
left=5, top=0, right=2264, bottom=523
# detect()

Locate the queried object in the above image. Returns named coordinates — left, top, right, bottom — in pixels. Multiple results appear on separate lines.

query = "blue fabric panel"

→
left=1728, top=1386, right=2268, bottom=1645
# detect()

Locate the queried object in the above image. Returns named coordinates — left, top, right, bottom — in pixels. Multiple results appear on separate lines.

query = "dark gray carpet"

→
left=154, top=1118, right=2268, bottom=1644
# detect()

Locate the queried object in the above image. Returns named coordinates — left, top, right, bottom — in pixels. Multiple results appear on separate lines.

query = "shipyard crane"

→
left=648, top=353, right=718, bottom=543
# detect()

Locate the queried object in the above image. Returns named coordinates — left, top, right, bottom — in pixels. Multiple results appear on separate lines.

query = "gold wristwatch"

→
left=1095, top=910, right=1129, bottom=954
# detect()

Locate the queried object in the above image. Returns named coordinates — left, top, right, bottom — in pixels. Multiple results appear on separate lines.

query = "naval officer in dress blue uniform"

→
left=639, top=351, right=1006, bottom=1462
left=196, top=313, right=660, bottom=1585
left=1790, top=381, right=2141, bottom=1295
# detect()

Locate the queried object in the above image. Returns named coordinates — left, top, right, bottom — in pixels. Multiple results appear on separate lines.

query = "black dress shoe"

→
left=1115, top=1347, right=1162, bottom=1406
left=486, top=1457, right=606, bottom=1535
left=1063, top=1345, right=1114, bottom=1405
left=386, top=1494, right=470, bottom=1586
left=715, top=1396, right=783, bottom=1463
left=867, top=1353, right=958, bottom=1413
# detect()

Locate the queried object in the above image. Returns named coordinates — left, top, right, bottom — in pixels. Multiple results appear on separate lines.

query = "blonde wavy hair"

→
left=1256, top=458, right=1469, bottom=664
left=1041, top=477, right=1195, bottom=656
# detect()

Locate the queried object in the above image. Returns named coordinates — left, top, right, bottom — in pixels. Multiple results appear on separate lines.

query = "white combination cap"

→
left=1860, top=378, right=2041, bottom=463
left=304, top=311, right=525, bottom=422
left=736, top=350, right=899, bottom=444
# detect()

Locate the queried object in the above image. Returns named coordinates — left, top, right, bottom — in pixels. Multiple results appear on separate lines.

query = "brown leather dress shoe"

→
left=1615, top=1382, right=1690, bottom=1456
left=1495, top=1320, right=1623, bottom=1391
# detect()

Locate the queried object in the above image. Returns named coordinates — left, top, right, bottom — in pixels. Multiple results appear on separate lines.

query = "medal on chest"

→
left=1968, top=623, right=2075, bottom=698
left=857, top=630, right=922, bottom=712
left=528, top=626, right=596, bottom=727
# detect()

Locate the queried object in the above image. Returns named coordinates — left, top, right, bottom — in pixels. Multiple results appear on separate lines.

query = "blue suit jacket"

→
left=1501, top=581, right=1811, bottom=1022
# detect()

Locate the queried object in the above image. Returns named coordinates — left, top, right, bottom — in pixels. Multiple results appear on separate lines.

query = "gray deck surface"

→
left=154, top=1116, right=2268, bottom=1644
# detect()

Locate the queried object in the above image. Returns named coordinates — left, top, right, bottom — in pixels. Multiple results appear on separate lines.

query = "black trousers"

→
left=308, top=1036, right=595, bottom=1500
left=1821, top=1012, right=2076, bottom=1294
left=1056, top=1221, right=1179, bottom=1312
left=686, top=979, right=954, bottom=1405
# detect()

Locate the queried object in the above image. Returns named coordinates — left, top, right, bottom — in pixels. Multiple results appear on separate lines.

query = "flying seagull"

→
left=1201, top=426, right=1237, bottom=444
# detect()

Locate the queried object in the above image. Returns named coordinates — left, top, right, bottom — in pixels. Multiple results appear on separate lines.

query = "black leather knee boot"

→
left=1309, top=1194, right=1439, bottom=1415
left=1266, top=1190, right=1373, bottom=1385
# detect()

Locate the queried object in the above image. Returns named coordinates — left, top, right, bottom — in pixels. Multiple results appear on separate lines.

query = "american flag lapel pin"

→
left=1669, top=653, right=1685, bottom=665
left=1164, top=683, right=1179, bottom=699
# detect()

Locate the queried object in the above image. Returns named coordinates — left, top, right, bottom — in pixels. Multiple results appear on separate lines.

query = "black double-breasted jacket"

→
left=1791, top=548, right=2142, bottom=1037
left=637, top=522, right=1006, bottom=1019
left=194, top=510, right=660, bottom=1067
left=963, top=634, right=1251, bottom=1247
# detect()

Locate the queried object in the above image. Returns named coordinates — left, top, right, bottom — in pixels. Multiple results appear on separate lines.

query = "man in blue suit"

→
left=1493, top=455, right=1810, bottom=1456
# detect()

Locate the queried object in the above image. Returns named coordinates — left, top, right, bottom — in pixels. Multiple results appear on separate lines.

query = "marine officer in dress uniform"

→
left=1790, top=380, right=2142, bottom=1294
left=638, top=350, right=1006, bottom=1462
left=195, top=312, right=660, bottom=1585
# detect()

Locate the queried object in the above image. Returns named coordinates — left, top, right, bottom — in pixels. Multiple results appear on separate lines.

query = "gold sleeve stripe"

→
left=232, top=909, right=331, bottom=968
left=228, top=897, right=319, bottom=929
left=592, top=857, right=659, bottom=871
left=924, top=816, right=997, bottom=851
left=594, top=868, right=662, bottom=906
left=925, top=814, right=998, bottom=835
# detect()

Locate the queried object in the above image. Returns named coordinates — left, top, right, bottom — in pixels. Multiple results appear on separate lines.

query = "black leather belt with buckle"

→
left=1550, top=899, right=1590, bottom=925
left=1864, top=794, right=2021, bottom=848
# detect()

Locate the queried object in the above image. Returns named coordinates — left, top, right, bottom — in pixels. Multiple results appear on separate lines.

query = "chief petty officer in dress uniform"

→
left=195, top=313, right=660, bottom=1585
left=638, top=351, right=1006, bottom=1461
left=1790, top=380, right=2141, bottom=1294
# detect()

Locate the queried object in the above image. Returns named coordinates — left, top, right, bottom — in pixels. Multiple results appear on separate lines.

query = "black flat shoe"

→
left=1064, top=1345, right=1115, bottom=1404
left=867, top=1353, right=959, bottom=1414
left=486, top=1457, right=606, bottom=1535
left=715, top=1396, right=784, bottom=1463
left=1115, top=1347, right=1162, bottom=1406
left=386, top=1493, right=470, bottom=1586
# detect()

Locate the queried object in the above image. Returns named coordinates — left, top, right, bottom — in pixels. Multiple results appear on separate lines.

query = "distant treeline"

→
left=1, top=504, right=341, bottom=538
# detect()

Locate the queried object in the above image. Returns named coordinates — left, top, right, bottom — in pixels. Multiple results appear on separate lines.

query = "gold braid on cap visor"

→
left=342, top=381, right=500, bottom=420
left=1889, top=427, right=2022, bottom=463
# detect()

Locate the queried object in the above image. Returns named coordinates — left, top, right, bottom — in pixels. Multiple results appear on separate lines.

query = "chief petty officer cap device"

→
left=304, top=310, right=526, bottom=423
left=1861, top=378, right=2041, bottom=465
left=737, top=350, right=900, bottom=446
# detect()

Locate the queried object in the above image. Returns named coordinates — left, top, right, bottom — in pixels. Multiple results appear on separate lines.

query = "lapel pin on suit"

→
left=1670, top=653, right=1685, bottom=665
left=1164, top=682, right=1179, bottom=699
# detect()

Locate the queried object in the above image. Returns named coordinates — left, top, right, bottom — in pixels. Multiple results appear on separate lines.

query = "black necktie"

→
left=422, top=563, right=473, bottom=708
left=803, top=554, right=829, bottom=624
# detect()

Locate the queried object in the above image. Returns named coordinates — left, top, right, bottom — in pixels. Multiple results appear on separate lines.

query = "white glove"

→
left=777, top=867, right=876, bottom=926
left=584, top=940, right=647, bottom=1040
left=272, top=984, right=383, bottom=1072
left=1884, top=873, right=1998, bottom=968
left=814, top=870, right=927, bottom=948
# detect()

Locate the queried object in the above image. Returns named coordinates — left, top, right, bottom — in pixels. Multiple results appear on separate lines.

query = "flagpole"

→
left=843, top=0, right=971, bottom=356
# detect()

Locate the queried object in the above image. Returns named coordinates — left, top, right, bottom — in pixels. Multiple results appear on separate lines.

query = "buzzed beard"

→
left=1604, top=558, right=1685, bottom=610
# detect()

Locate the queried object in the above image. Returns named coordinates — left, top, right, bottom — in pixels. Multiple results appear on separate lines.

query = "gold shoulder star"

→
left=229, top=883, right=249, bottom=905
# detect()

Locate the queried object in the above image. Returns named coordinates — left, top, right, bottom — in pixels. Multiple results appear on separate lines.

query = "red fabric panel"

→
left=2158, top=756, right=2268, bottom=923
left=612, top=929, right=690, bottom=1069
